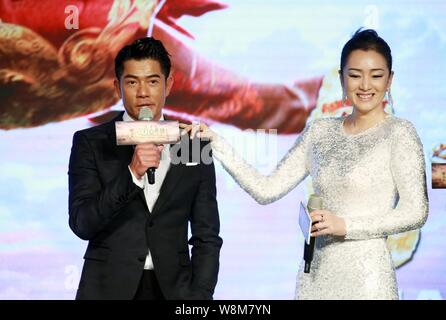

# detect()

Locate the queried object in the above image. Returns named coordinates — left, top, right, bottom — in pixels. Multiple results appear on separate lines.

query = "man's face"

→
left=114, top=59, right=173, bottom=121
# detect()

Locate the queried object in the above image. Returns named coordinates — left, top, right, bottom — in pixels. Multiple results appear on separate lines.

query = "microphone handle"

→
left=303, top=195, right=322, bottom=274
left=148, top=167, right=156, bottom=184
left=304, top=236, right=316, bottom=273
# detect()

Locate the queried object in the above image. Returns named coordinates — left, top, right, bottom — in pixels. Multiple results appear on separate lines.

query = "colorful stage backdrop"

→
left=1, top=0, right=445, bottom=299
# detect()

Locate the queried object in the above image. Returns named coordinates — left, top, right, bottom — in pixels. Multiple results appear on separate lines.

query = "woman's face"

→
left=341, top=49, right=393, bottom=115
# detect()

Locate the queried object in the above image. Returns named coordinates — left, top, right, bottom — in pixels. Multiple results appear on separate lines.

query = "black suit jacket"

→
left=68, top=113, right=222, bottom=299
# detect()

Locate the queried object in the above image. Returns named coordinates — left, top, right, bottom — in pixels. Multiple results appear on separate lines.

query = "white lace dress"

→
left=211, top=115, right=428, bottom=299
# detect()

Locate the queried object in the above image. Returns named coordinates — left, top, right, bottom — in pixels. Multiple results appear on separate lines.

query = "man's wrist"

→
left=128, top=166, right=144, bottom=188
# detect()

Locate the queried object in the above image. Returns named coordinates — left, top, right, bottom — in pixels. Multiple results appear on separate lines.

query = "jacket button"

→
left=138, top=256, right=146, bottom=262
left=148, top=221, right=154, bottom=227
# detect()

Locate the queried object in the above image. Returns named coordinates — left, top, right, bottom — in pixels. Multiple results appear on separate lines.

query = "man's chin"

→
left=128, top=112, right=139, bottom=121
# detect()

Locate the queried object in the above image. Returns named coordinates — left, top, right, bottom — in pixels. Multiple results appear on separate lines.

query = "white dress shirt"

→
left=124, top=111, right=171, bottom=270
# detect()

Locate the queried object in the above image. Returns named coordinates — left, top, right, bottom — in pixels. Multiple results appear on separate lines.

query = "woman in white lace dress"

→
left=182, top=29, right=428, bottom=299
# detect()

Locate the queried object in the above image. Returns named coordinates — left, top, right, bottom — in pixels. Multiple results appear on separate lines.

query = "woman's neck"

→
left=344, top=108, right=388, bottom=134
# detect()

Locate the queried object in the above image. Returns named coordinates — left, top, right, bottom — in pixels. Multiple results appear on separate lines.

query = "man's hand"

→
left=129, top=143, right=163, bottom=180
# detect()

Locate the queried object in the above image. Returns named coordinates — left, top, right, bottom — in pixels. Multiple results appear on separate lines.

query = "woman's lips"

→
left=357, top=93, right=374, bottom=101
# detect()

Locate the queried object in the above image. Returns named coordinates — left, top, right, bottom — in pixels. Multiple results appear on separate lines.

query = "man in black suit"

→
left=68, top=37, right=222, bottom=300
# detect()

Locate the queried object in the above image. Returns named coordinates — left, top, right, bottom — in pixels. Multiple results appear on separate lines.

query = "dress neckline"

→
left=340, top=114, right=392, bottom=137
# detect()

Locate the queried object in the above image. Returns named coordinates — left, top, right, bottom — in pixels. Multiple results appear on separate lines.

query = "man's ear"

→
left=114, top=79, right=122, bottom=98
left=165, top=71, right=174, bottom=96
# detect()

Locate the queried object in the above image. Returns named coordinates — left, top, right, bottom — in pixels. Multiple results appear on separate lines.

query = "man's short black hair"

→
left=114, top=37, right=171, bottom=80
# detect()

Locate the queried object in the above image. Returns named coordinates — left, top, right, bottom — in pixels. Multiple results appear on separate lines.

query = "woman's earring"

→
left=342, top=91, right=347, bottom=108
left=386, top=88, right=394, bottom=107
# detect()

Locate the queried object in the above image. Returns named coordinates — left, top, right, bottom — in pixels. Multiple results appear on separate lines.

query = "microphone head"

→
left=308, top=194, right=323, bottom=211
left=138, top=107, right=153, bottom=121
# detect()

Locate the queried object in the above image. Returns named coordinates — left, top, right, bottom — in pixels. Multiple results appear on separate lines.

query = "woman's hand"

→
left=310, top=210, right=346, bottom=237
left=179, top=122, right=215, bottom=140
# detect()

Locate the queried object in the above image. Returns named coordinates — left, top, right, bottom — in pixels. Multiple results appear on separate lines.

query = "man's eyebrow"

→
left=123, top=74, right=161, bottom=79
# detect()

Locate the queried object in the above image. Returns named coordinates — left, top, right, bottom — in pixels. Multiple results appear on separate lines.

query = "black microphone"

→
left=138, top=107, right=156, bottom=184
left=304, top=194, right=323, bottom=273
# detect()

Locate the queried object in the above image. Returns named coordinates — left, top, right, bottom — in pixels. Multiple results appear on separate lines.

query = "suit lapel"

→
left=151, top=114, right=187, bottom=214
left=151, top=139, right=186, bottom=214
left=106, top=112, right=134, bottom=165
left=151, top=163, right=184, bottom=215
left=106, top=112, right=147, bottom=207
